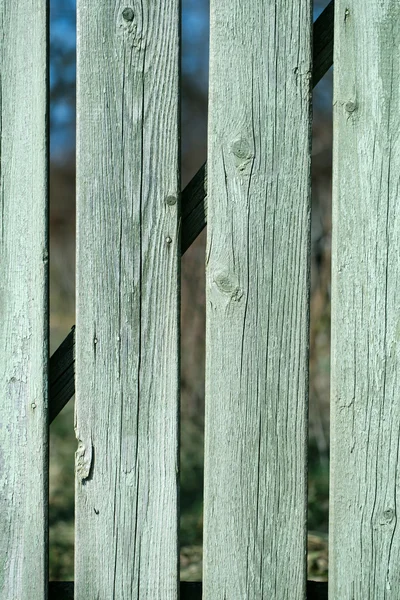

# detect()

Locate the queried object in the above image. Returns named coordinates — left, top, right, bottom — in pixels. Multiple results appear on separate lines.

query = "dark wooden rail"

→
left=49, top=326, right=75, bottom=422
left=49, top=0, right=334, bottom=425
left=312, top=0, right=334, bottom=87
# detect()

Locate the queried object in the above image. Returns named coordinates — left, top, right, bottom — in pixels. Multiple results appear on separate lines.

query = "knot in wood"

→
left=214, top=271, right=243, bottom=301
left=230, top=136, right=254, bottom=172
left=122, top=7, right=134, bottom=21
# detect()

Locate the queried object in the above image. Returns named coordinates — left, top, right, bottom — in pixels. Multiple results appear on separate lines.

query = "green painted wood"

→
left=0, top=2, right=49, bottom=598
left=75, top=0, right=180, bottom=597
left=330, top=1, right=400, bottom=597
left=204, top=1, right=312, bottom=598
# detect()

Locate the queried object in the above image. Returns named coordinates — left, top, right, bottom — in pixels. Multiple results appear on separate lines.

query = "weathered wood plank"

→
left=204, top=1, right=312, bottom=598
left=75, top=0, right=180, bottom=597
left=0, top=2, right=49, bottom=598
left=330, top=1, right=400, bottom=597
left=313, top=0, right=334, bottom=88
left=49, top=3, right=334, bottom=423
left=181, top=2, right=333, bottom=255
left=181, top=1, right=333, bottom=254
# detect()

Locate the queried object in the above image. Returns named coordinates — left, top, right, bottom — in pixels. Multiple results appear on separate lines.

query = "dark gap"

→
left=308, top=0, right=333, bottom=581
left=180, top=0, right=209, bottom=582
left=48, top=0, right=76, bottom=582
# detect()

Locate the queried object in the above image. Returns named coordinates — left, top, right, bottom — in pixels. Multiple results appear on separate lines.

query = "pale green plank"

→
left=330, top=1, right=400, bottom=597
left=48, top=1, right=335, bottom=430
left=204, top=1, right=312, bottom=598
left=75, top=0, right=180, bottom=597
left=0, top=2, right=49, bottom=599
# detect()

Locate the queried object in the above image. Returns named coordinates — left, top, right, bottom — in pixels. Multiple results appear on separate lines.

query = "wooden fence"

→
left=1, top=0, right=399, bottom=598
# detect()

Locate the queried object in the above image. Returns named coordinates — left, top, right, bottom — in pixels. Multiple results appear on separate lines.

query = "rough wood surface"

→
left=330, top=1, right=400, bottom=597
left=75, top=0, right=180, bottom=597
left=0, top=2, right=49, bottom=599
left=49, top=3, right=334, bottom=423
left=204, top=1, right=312, bottom=598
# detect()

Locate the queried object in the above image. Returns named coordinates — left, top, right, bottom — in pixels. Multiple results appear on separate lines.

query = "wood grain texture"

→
left=0, top=2, right=49, bottom=599
left=179, top=3, right=333, bottom=254
left=204, top=1, right=312, bottom=598
left=48, top=4, right=335, bottom=424
left=330, top=1, right=400, bottom=597
left=75, top=0, right=180, bottom=597
left=181, top=162, right=207, bottom=254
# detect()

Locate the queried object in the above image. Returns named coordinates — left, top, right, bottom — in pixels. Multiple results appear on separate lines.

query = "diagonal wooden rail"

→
left=49, top=0, right=334, bottom=425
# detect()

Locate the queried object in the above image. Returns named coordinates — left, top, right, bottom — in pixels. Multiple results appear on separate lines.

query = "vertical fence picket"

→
left=330, top=1, right=400, bottom=596
left=0, top=2, right=49, bottom=598
left=75, top=0, right=180, bottom=597
left=204, top=1, right=312, bottom=598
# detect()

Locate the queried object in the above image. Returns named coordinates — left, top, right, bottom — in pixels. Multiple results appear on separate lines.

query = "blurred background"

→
left=49, top=0, right=332, bottom=582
